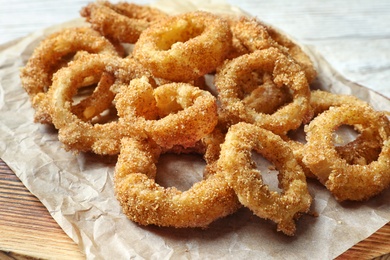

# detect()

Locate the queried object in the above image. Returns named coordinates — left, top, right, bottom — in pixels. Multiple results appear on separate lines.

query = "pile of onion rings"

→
left=19, top=0, right=390, bottom=236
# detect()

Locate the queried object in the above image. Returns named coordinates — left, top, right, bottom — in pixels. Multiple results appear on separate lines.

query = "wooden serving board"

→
left=0, top=158, right=389, bottom=259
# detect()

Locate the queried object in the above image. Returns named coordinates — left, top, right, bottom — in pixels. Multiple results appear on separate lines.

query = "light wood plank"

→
left=0, top=159, right=85, bottom=260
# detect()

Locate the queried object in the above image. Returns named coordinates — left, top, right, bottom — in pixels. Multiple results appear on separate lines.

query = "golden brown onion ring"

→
left=115, top=76, right=218, bottom=149
left=258, top=21, right=317, bottom=83
left=310, top=89, right=370, bottom=115
left=215, top=47, right=312, bottom=135
left=303, top=104, right=390, bottom=201
left=48, top=54, right=151, bottom=155
left=218, top=122, right=312, bottom=236
left=285, top=90, right=381, bottom=179
left=133, top=11, right=232, bottom=82
left=80, top=1, right=168, bottom=44
left=310, top=90, right=383, bottom=165
left=114, top=136, right=240, bottom=228
left=20, top=27, right=121, bottom=124
left=228, top=16, right=275, bottom=53
left=229, top=16, right=317, bottom=83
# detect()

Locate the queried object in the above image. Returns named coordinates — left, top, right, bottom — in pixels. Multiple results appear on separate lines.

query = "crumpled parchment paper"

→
left=0, top=0, right=389, bottom=259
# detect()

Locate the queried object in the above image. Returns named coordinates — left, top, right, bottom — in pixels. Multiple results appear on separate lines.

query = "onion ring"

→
left=310, top=90, right=383, bottom=165
left=285, top=90, right=381, bottom=178
left=218, top=122, right=312, bottom=236
left=80, top=1, right=168, bottom=44
left=48, top=54, right=151, bottom=155
left=114, top=136, right=240, bottom=228
left=229, top=16, right=317, bottom=83
left=228, top=16, right=276, bottom=52
left=258, top=21, right=317, bottom=83
left=20, top=27, right=121, bottom=124
left=310, top=89, right=370, bottom=115
left=214, top=47, right=312, bottom=135
left=221, top=15, right=250, bottom=60
left=133, top=11, right=232, bottom=82
left=115, top=76, right=218, bottom=149
left=302, top=104, right=390, bottom=201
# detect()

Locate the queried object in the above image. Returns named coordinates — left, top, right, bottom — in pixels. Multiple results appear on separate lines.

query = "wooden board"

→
left=0, top=159, right=84, bottom=260
left=1, top=158, right=389, bottom=259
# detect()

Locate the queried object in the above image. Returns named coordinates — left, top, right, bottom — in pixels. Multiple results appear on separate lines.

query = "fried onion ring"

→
left=114, top=136, right=240, bottom=228
left=303, top=104, right=390, bottom=201
left=310, top=89, right=370, bottom=115
left=48, top=54, right=150, bottom=155
left=258, top=21, right=317, bottom=83
left=228, top=16, right=276, bottom=52
left=133, top=11, right=232, bottom=81
left=310, top=90, right=384, bottom=165
left=285, top=90, right=377, bottom=178
left=80, top=1, right=168, bottom=44
left=218, top=122, right=312, bottom=236
left=215, top=47, right=312, bottom=135
left=115, top=76, right=218, bottom=149
left=229, top=16, right=317, bottom=83
left=20, top=27, right=121, bottom=124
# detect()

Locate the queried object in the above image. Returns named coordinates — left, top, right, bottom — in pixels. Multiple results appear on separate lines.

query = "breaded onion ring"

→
left=114, top=136, right=240, bottom=228
left=115, top=76, right=218, bottom=149
left=285, top=90, right=372, bottom=177
left=303, top=104, right=390, bottom=201
left=229, top=16, right=317, bottom=83
left=221, top=15, right=250, bottom=60
left=286, top=90, right=382, bottom=178
left=310, top=90, right=384, bottom=165
left=80, top=1, right=168, bottom=44
left=215, top=47, right=312, bottom=135
left=20, top=27, right=121, bottom=124
left=228, top=16, right=275, bottom=52
left=48, top=54, right=151, bottom=155
left=310, top=89, right=369, bottom=115
left=259, top=21, right=317, bottom=83
left=218, top=122, right=312, bottom=236
left=133, top=11, right=232, bottom=82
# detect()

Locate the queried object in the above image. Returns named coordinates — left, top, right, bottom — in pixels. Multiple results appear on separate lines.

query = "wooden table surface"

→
left=1, top=0, right=390, bottom=259
left=1, top=156, right=388, bottom=260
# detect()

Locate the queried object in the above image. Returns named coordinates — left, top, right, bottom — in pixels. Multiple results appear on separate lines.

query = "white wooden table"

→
left=1, top=0, right=390, bottom=259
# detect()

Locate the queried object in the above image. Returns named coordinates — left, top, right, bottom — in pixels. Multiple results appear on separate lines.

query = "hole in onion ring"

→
left=286, top=124, right=306, bottom=144
left=71, top=82, right=117, bottom=123
left=251, top=150, right=283, bottom=193
left=155, top=153, right=205, bottom=192
left=332, top=124, right=382, bottom=165
left=203, top=74, right=218, bottom=97
left=69, top=71, right=116, bottom=122
left=235, top=72, right=294, bottom=116
left=244, top=85, right=293, bottom=115
left=72, top=84, right=98, bottom=105
left=89, top=105, right=118, bottom=125
left=332, top=124, right=359, bottom=147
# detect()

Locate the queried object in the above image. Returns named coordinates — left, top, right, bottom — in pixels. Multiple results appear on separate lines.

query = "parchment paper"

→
left=0, top=0, right=389, bottom=259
